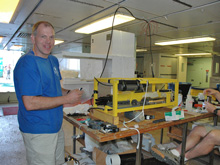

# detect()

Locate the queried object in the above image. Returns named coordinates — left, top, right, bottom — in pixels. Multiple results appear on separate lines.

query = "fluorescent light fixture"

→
left=0, top=0, right=20, bottom=23
left=0, top=36, right=3, bottom=43
left=175, top=53, right=212, bottom=56
left=75, top=14, right=135, bottom=34
left=136, top=49, right=147, bottom=52
left=55, top=39, right=64, bottom=45
left=10, top=45, right=23, bottom=50
left=155, top=37, right=216, bottom=46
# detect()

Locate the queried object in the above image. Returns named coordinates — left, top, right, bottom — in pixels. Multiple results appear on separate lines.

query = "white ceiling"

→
left=0, top=0, right=220, bottom=57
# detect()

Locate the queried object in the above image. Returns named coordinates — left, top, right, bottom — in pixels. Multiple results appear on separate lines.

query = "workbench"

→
left=63, top=107, right=215, bottom=165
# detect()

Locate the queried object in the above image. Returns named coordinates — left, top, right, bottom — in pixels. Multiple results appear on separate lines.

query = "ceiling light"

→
left=0, top=0, right=20, bottom=23
left=75, top=14, right=135, bottom=34
left=136, top=49, right=147, bottom=52
left=155, top=37, right=216, bottom=46
left=55, top=39, right=64, bottom=45
left=0, top=36, right=3, bottom=43
left=10, top=45, right=23, bottom=50
left=175, top=53, right=212, bottom=56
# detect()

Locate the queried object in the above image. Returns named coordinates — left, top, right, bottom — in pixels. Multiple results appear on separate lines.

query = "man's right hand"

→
left=203, top=89, right=219, bottom=96
left=204, top=101, right=216, bottom=113
left=66, top=89, right=83, bottom=104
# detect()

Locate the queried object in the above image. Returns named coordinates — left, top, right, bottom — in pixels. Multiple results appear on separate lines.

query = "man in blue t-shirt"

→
left=14, top=21, right=83, bottom=165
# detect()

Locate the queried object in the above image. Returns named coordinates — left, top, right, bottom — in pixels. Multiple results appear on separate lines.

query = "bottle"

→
left=178, top=93, right=183, bottom=106
left=185, top=95, right=194, bottom=111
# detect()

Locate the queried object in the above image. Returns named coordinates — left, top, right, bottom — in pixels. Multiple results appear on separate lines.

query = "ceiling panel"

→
left=0, top=0, right=219, bottom=56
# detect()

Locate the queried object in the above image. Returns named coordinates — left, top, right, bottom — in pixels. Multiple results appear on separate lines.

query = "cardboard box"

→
left=92, top=145, right=136, bottom=165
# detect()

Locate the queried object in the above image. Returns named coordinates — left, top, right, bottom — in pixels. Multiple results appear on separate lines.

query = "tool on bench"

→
left=76, top=118, right=90, bottom=124
left=88, top=120, right=119, bottom=133
left=100, top=123, right=119, bottom=133
left=153, top=118, right=165, bottom=123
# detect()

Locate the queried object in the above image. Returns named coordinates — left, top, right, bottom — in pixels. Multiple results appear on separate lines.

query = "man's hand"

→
left=65, top=89, right=83, bottom=104
left=203, top=88, right=220, bottom=102
left=203, top=89, right=219, bottom=96
left=204, top=101, right=216, bottom=113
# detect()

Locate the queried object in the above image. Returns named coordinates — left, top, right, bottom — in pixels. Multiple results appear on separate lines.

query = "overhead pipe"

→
left=4, top=0, right=43, bottom=49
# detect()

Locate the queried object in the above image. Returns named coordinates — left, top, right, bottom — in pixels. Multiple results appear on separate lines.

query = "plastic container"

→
left=178, top=93, right=183, bottom=106
left=185, top=95, right=194, bottom=111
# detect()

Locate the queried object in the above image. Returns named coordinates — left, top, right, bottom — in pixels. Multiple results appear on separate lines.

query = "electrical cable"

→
left=123, top=80, right=149, bottom=149
left=160, top=84, right=165, bottom=90
left=123, top=122, right=140, bottom=149
left=74, top=124, right=84, bottom=140
left=123, top=80, right=148, bottom=124
left=94, top=77, right=112, bottom=86
left=91, top=77, right=112, bottom=106
left=99, top=10, right=115, bottom=78
left=99, top=6, right=154, bottom=78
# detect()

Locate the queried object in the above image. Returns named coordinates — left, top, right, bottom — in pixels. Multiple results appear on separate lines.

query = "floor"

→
left=1, top=103, right=220, bottom=165
left=0, top=103, right=83, bottom=165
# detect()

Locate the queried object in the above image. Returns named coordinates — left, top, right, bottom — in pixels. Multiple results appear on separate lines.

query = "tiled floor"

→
left=1, top=103, right=220, bottom=165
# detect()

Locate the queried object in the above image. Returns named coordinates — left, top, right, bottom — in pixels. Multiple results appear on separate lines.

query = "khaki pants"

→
left=21, top=128, right=65, bottom=165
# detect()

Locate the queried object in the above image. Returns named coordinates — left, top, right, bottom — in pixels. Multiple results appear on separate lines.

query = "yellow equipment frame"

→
left=93, top=78, right=179, bottom=118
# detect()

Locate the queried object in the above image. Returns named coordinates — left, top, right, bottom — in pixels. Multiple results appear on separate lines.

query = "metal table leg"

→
left=209, top=150, right=214, bottom=165
left=160, top=128, right=164, bottom=144
left=180, top=123, right=188, bottom=165
left=214, top=115, right=218, bottom=126
left=135, top=133, right=143, bottom=165
left=73, top=127, right=76, bottom=154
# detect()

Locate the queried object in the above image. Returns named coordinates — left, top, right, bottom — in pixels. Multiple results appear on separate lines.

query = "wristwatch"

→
left=213, top=108, right=220, bottom=115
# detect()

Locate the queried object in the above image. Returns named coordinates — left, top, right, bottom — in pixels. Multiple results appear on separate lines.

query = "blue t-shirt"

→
left=14, top=50, right=63, bottom=134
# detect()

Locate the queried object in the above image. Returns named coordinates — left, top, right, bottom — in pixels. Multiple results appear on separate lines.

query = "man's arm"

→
left=22, top=89, right=83, bottom=111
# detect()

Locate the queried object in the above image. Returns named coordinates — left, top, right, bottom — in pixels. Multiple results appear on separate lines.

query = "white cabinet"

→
left=91, top=30, right=136, bottom=78
left=91, top=30, right=135, bottom=57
